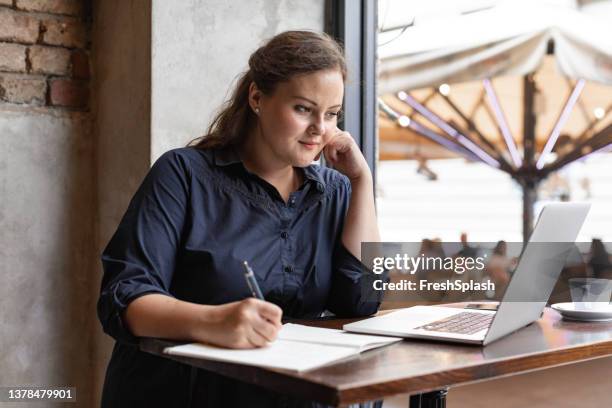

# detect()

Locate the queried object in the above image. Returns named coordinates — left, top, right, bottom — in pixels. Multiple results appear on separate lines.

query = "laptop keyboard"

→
left=415, top=311, right=494, bottom=335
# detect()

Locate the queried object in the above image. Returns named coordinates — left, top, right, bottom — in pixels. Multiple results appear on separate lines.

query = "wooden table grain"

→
left=140, top=306, right=612, bottom=406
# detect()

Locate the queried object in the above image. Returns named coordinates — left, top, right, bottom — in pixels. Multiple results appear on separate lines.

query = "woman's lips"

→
left=299, top=141, right=320, bottom=150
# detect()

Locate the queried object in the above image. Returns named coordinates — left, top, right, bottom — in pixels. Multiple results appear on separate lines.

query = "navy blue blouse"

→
left=97, top=146, right=383, bottom=407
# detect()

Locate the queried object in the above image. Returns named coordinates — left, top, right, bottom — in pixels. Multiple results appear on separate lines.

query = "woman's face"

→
left=249, top=68, right=344, bottom=167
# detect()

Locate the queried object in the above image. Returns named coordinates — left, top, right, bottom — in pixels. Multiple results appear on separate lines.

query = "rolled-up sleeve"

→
left=97, top=150, right=191, bottom=345
left=328, top=243, right=388, bottom=317
left=326, top=177, right=389, bottom=317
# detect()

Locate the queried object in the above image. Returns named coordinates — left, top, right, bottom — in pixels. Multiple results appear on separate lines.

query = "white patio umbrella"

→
left=377, top=0, right=612, bottom=241
left=378, top=0, right=612, bottom=91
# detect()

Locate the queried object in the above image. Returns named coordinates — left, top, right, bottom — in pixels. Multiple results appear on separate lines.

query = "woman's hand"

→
left=322, top=127, right=371, bottom=182
left=194, top=298, right=283, bottom=349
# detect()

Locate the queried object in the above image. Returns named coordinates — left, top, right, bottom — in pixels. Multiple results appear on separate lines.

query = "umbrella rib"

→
left=378, top=99, right=481, bottom=163
left=575, top=101, right=612, bottom=144
left=483, top=79, right=522, bottom=168
left=408, top=90, right=436, bottom=121
left=396, top=91, right=500, bottom=168
left=564, top=76, right=590, bottom=124
left=536, top=79, right=585, bottom=169
left=541, top=122, right=612, bottom=176
left=475, top=90, right=512, bottom=158
left=438, top=91, right=514, bottom=173
left=470, top=89, right=487, bottom=119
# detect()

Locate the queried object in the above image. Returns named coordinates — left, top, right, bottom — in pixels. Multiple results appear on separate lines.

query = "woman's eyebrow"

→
left=292, top=96, right=342, bottom=109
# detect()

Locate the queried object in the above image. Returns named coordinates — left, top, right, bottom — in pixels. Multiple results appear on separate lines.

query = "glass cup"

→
left=568, top=278, right=612, bottom=311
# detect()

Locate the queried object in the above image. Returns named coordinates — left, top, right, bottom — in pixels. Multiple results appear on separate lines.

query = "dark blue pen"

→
left=242, top=261, right=264, bottom=300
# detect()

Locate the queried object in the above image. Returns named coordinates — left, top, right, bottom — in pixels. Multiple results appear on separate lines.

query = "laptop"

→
left=344, top=203, right=590, bottom=346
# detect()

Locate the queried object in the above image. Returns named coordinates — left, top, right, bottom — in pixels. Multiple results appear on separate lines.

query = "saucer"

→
left=551, top=303, right=612, bottom=322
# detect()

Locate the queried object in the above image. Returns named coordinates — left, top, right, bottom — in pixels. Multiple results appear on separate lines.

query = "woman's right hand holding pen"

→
left=192, top=298, right=283, bottom=349
left=125, top=259, right=281, bottom=350
left=124, top=294, right=282, bottom=350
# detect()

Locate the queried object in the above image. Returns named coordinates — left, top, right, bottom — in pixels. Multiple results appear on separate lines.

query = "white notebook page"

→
left=164, top=324, right=402, bottom=372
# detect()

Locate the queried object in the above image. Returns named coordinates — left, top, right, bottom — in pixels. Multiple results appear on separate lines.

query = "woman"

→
left=97, top=31, right=382, bottom=407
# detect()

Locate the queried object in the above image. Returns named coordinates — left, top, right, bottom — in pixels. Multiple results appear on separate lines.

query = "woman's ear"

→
left=248, top=82, right=261, bottom=113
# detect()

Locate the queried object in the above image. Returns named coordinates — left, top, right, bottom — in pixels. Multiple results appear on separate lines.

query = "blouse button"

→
left=284, top=265, right=293, bottom=273
left=281, top=231, right=288, bottom=239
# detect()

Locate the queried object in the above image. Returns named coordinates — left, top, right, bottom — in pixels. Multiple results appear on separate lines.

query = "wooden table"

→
left=140, top=306, right=612, bottom=407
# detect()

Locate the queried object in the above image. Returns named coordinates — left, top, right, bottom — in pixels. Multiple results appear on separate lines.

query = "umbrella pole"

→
left=522, top=180, right=538, bottom=243
left=522, top=75, right=537, bottom=242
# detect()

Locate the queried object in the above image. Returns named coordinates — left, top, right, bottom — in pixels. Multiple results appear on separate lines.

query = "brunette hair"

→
left=189, top=30, right=347, bottom=149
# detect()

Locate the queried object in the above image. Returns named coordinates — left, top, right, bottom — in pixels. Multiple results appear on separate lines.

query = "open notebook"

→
left=164, top=323, right=402, bottom=372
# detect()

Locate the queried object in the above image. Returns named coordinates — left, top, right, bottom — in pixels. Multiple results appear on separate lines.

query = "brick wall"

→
left=0, top=0, right=90, bottom=110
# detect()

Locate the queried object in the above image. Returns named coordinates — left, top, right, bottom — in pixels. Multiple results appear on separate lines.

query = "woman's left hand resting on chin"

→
left=321, top=127, right=371, bottom=183
left=319, top=127, right=380, bottom=260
